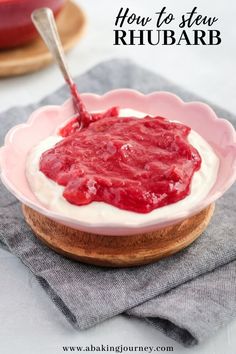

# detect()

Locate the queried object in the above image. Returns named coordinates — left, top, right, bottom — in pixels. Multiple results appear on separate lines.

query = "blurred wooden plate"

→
left=0, top=0, right=86, bottom=77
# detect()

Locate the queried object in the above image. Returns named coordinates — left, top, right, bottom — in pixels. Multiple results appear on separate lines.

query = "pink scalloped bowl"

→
left=0, top=89, right=236, bottom=235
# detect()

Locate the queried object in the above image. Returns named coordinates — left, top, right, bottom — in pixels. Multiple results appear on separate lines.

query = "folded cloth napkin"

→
left=0, top=59, right=236, bottom=347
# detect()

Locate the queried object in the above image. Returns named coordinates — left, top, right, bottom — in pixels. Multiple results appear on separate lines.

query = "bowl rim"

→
left=1, top=89, right=236, bottom=234
left=0, top=0, right=64, bottom=5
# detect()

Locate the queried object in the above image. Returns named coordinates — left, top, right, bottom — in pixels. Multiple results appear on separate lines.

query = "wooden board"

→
left=0, top=0, right=86, bottom=77
left=22, top=203, right=215, bottom=267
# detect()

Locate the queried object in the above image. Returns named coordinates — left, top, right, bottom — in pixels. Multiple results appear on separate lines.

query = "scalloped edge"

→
left=1, top=89, right=236, bottom=235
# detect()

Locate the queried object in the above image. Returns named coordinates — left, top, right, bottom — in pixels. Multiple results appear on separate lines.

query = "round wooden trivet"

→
left=22, top=204, right=215, bottom=267
left=0, top=0, right=86, bottom=77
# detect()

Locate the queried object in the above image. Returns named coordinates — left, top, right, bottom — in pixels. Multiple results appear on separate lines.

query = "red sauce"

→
left=40, top=111, right=201, bottom=213
left=68, top=83, right=92, bottom=128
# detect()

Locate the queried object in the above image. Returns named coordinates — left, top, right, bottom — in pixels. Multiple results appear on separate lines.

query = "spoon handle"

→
left=31, top=8, right=73, bottom=86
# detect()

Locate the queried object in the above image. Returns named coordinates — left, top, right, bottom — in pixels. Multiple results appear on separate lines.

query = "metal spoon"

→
left=31, top=7, right=90, bottom=126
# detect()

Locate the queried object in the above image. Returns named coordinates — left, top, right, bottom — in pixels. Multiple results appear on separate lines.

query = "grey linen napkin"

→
left=0, top=59, right=236, bottom=347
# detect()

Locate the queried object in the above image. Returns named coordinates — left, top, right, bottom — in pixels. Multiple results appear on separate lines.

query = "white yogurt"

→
left=26, top=109, right=219, bottom=225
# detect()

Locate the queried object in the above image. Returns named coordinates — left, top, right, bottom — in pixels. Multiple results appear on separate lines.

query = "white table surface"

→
left=0, top=0, right=236, bottom=353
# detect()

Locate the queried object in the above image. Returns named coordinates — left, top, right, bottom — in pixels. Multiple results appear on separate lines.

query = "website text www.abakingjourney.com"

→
left=62, top=344, right=174, bottom=353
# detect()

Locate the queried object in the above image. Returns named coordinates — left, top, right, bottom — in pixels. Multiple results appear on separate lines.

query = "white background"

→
left=0, top=0, right=236, bottom=353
